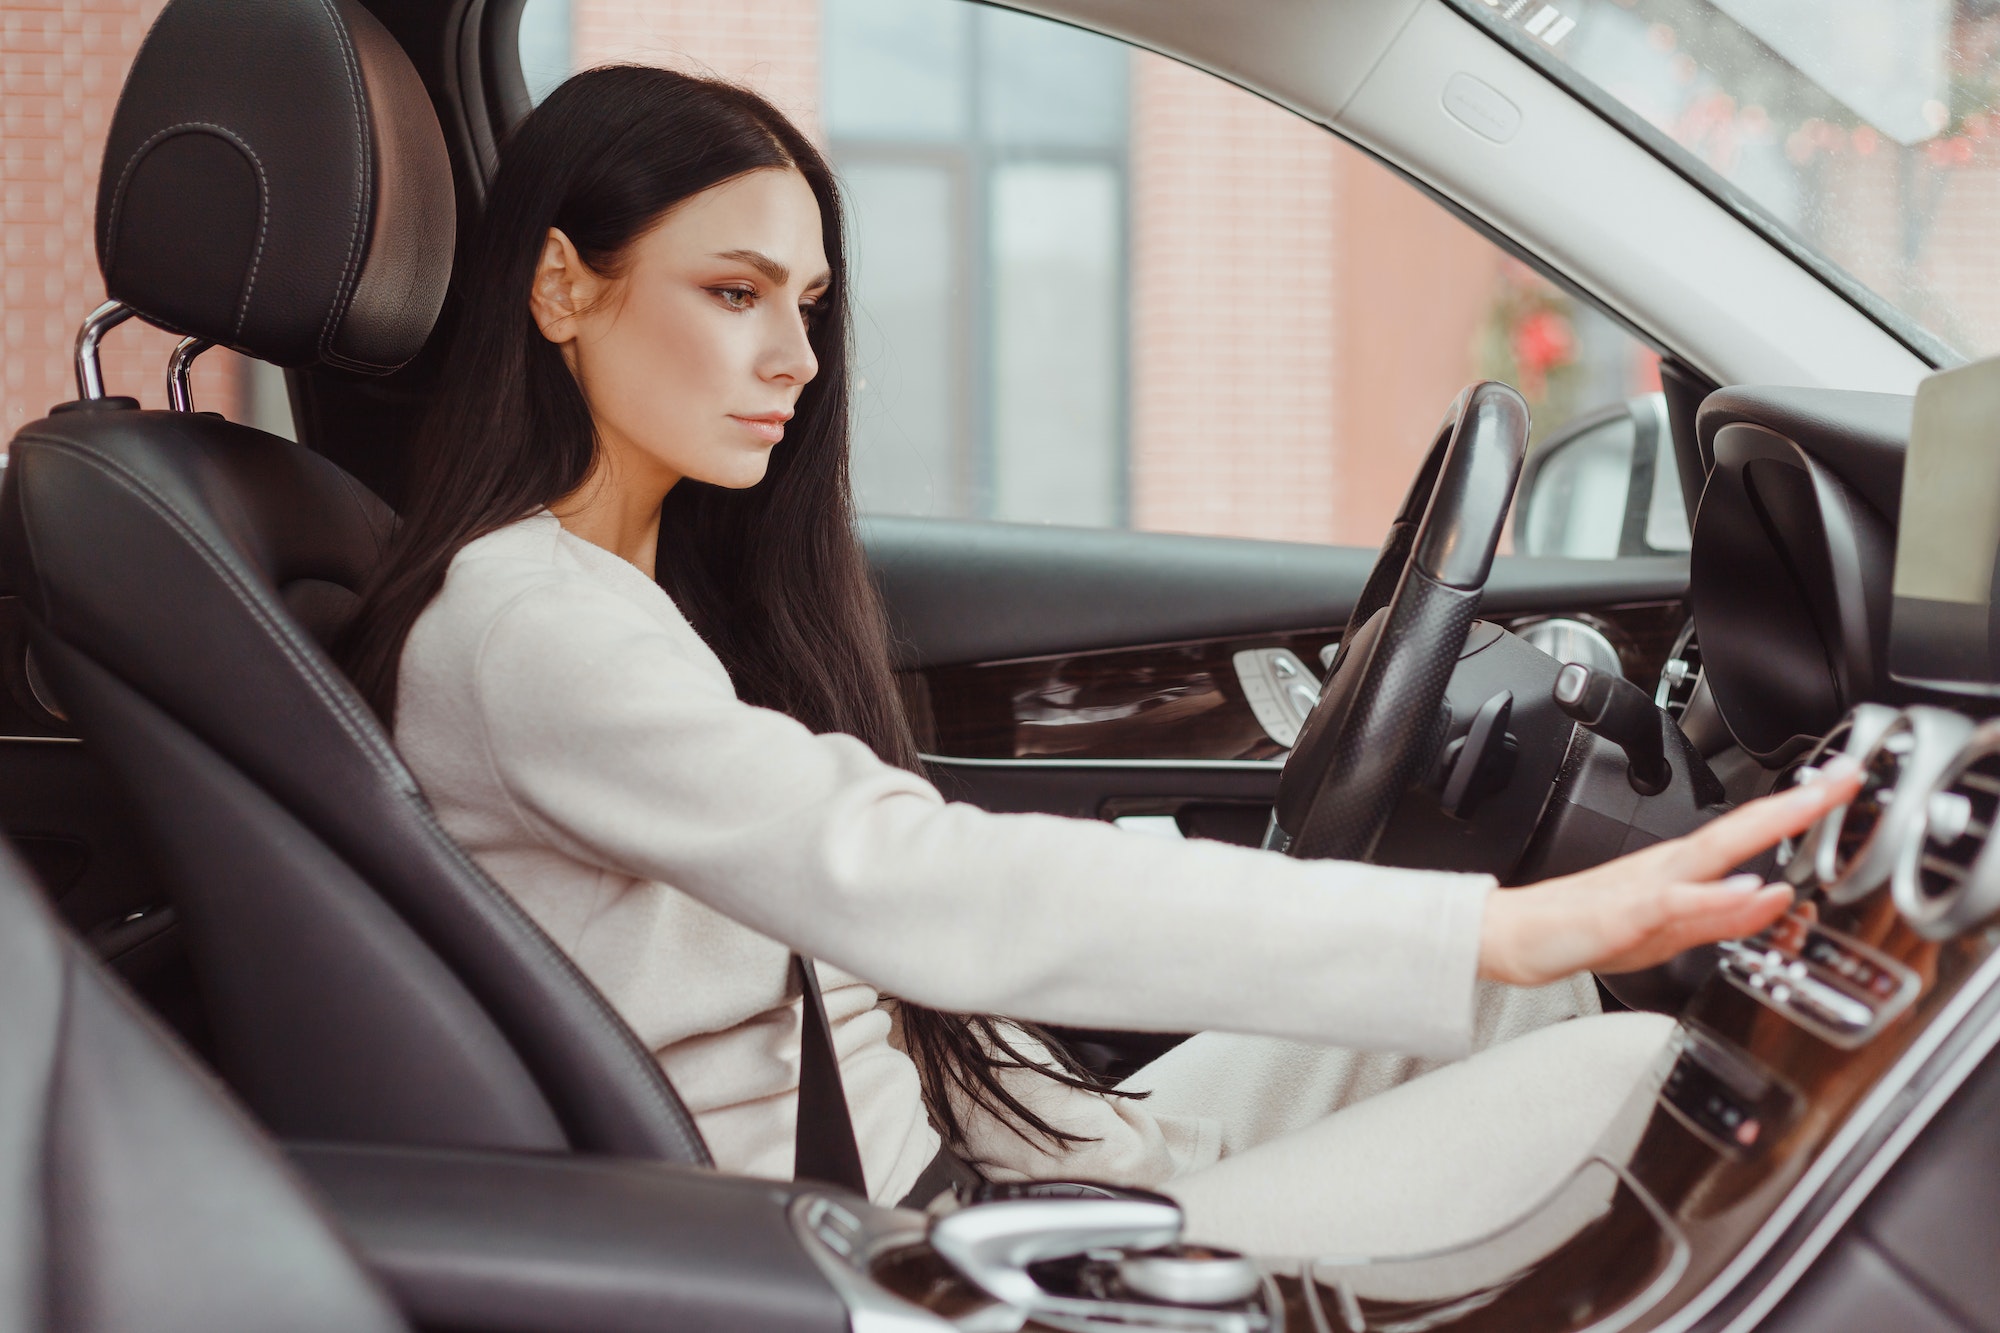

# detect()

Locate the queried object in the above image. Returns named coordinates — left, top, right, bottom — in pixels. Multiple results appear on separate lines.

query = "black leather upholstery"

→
left=0, top=840, right=406, bottom=1332
left=0, top=403, right=709, bottom=1165
left=97, top=0, right=453, bottom=372
left=292, top=1144, right=848, bottom=1333
left=3, top=0, right=710, bottom=1167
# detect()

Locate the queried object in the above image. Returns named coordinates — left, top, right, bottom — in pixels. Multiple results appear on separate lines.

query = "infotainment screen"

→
left=1890, top=356, right=2000, bottom=693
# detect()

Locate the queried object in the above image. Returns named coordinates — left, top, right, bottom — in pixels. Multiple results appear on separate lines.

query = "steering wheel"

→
left=1274, top=382, right=1530, bottom=862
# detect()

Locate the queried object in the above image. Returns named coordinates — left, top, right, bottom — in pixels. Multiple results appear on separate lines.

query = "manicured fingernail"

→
left=1721, top=873, right=1765, bottom=892
left=1819, top=754, right=1860, bottom=780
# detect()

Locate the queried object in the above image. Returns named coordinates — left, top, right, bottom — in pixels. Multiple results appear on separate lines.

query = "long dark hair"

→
left=338, top=65, right=1131, bottom=1159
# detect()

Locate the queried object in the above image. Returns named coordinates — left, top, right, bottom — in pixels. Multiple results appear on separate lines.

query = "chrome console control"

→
left=1893, top=718, right=2000, bottom=940
left=794, top=1186, right=1280, bottom=1333
left=790, top=1194, right=952, bottom=1332
left=1717, top=907, right=1920, bottom=1047
left=1117, top=1246, right=1262, bottom=1307
left=1780, top=702, right=1898, bottom=888
left=1819, top=706, right=1974, bottom=904
left=928, top=1193, right=1183, bottom=1311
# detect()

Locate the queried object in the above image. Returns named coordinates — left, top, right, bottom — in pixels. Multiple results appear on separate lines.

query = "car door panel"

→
left=868, top=518, right=1689, bottom=834
left=867, top=516, right=1690, bottom=669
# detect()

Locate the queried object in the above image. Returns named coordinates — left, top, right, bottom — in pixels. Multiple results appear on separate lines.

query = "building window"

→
left=825, top=0, right=1128, bottom=525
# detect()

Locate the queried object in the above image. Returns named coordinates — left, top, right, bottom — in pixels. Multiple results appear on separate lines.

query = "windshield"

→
left=1457, top=0, right=2000, bottom=362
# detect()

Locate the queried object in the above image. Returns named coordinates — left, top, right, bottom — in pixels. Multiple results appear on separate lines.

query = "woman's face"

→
left=531, top=167, right=829, bottom=497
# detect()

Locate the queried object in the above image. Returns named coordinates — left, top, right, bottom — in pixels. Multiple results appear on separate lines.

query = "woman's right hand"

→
left=1477, top=760, right=1862, bottom=988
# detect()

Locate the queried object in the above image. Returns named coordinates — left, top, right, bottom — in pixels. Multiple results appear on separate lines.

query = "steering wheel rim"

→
left=1275, top=381, right=1531, bottom=863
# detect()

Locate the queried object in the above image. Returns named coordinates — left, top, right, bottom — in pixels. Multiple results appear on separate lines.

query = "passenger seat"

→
left=0, top=840, right=405, bottom=1332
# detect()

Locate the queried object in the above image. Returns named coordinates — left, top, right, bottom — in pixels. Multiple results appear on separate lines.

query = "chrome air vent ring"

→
left=1893, top=719, right=2000, bottom=940
left=1821, top=707, right=1975, bottom=904
left=1783, top=702, right=1899, bottom=889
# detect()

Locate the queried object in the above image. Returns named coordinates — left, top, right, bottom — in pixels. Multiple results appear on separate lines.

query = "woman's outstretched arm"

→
left=438, top=565, right=1859, bottom=1058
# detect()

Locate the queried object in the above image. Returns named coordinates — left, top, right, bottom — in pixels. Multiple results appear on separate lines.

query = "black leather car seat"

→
left=0, top=0, right=707, bottom=1166
left=0, top=839, right=407, bottom=1332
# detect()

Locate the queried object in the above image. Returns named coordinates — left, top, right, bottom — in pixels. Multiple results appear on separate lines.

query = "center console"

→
left=781, top=703, right=2000, bottom=1333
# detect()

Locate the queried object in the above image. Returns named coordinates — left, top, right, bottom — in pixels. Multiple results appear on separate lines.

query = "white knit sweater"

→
left=395, top=512, right=1494, bottom=1203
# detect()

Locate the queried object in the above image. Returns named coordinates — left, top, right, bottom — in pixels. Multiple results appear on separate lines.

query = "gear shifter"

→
left=928, top=1191, right=1183, bottom=1310
left=1552, top=662, right=1672, bottom=796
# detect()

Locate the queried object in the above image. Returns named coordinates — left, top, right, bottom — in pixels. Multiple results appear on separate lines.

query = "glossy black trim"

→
left=864, top=516, right=1687, bottom=670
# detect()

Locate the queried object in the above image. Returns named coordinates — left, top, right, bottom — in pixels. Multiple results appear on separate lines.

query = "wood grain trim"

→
left=906, top=602, right=1687, bottom=762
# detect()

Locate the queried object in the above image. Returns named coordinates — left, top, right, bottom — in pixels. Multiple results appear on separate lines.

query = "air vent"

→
left=1917, top=756, right=1998, bottom=900
left=1895, top=725, right=2000, bottom=940
left=1784, top=703, right=1901, bottom=890
left=1826, top=727, right=1910, bottom=881
left=1776, top=720, right=1848, bottom=880
left=1824, top=707, right=1975, bottom=906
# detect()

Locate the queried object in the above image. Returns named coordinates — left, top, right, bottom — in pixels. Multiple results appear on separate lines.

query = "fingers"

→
left=1601, top=879, right=1793, bottom=975
left=1668, top=878, right=1793, bottom=945
left=1666, top=761, right=1862, bottom=880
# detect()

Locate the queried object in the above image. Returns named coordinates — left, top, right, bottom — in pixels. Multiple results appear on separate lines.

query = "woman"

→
left=340, top=65, right=1854, bottom=1256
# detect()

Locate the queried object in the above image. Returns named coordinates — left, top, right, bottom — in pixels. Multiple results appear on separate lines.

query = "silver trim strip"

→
left=1651, top=935, right=2000, bottom=1333
left=923, top=754, right=1286, bottom=773
left=0, top=735, right=81, bottom=746
left=1721, top=1001, right=2000, bottom=1333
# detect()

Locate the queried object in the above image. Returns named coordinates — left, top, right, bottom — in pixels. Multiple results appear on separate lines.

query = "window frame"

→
left=1440, top=0, right=1960, bottom=371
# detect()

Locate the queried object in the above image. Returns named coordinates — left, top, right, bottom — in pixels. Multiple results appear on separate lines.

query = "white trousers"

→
left=1121, top=975, right=1676, bottom=1260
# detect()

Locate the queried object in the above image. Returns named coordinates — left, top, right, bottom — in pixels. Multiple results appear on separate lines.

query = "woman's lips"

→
left=730, top=414, right=790, bottom=444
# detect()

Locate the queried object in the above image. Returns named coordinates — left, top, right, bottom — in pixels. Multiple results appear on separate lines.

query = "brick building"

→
left=4, top=0, right=1724, bottom=549
left=2, top=0, right=251, bottom=435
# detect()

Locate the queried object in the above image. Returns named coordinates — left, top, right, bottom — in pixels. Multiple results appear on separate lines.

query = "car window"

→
left=0, top=3, right=295, bottom=441
left=1453, top=0, right=2000, bottom=365
left=515, top=1, right=1668, bottom=555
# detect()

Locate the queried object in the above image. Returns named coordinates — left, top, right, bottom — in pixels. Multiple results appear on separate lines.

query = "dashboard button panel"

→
left=1659, top=1025, right=1797, bottom=1155
left=1718, top=909, right=1920, bottom=1047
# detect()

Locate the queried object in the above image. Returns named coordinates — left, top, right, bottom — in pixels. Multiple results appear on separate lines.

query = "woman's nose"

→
left=763, top=309, right=818, bottom=386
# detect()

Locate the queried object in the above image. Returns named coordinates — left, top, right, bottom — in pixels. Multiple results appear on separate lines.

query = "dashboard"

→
left=784, top=378, right=2000, bottom=1333
left=785, top=699, right=2000, bottom=1333
left=1690, top=386, right=1913, bottom=765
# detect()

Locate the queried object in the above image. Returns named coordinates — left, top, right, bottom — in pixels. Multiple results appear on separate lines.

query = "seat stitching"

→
left=22, top=438, right=411, bottom=788
left=313, top=0, right=371, bottom=356
left=17, top=436, right=709, bottom=1162
left=101, top=124, right=271, bottom=341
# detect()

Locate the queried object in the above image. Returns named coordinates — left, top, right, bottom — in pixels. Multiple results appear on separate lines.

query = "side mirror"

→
left=1512, top=392, right=1690, bottom=558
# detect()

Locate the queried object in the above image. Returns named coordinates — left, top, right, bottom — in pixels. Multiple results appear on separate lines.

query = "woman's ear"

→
left=529, top=227, right=595, bottom=345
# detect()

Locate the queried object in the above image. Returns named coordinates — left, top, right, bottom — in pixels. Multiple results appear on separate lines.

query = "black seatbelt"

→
left=792, top=953, right=869, bottom=1196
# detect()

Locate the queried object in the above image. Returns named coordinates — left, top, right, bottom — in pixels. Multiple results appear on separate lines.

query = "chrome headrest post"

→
left=73, top=300, right=137, bottom=401
left=167, top=337, right=216, bottom=412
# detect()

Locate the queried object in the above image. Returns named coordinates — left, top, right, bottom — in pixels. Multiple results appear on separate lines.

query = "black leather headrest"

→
left=96, top=0, right=455, bottom=373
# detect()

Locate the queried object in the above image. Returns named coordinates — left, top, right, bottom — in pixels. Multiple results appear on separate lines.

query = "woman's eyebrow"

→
left=710, top=249, right=832, bottom=292
left=711, top=249, right=790, bottom=285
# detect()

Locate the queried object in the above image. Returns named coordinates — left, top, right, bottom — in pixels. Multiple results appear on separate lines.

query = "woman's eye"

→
left=711, top=287, right=755, bottom=310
